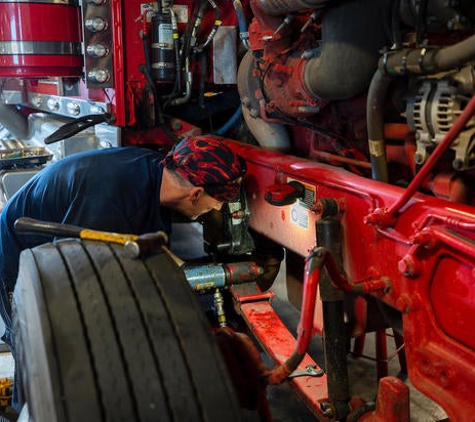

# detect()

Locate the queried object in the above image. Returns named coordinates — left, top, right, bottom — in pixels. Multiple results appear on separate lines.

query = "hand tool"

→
left=14, top=217, right=168, bottom=258
left=287, top=365, right=325, bottom=379
left=14, top=218, right=264, bottom=287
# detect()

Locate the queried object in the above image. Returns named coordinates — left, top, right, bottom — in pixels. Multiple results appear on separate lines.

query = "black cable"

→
left=194, top=0, right=222, bottom=53
left=416, top=0, right=428, bottom=46
left=391, top=0, right=403, bottom=49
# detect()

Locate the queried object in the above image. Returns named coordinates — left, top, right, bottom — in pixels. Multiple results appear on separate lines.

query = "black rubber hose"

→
left=366, top=71, right=392, bottom=182
left=380, top=33, right=475, bottom=75
left=369, top=32, right=475, bottom=182
left=303, top=0, right=391, bottom=100
left=256, top=0, right=331, bottom=15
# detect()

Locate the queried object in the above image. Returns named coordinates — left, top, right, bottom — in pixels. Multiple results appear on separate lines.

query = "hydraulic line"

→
left=215, top=107, right=243, bottom=135
left=194, top=0, right=221, bottom=53
left=232, top=0, right=250, bottom=49
left=139, top=10, right=167, bottom=129
left=170, top=8, right=181, bottom=93
left=266, top=247, right=322, bottom=385
left=266, top=244, right=387, bottom=387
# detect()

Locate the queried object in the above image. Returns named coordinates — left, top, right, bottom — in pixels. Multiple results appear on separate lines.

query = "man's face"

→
left=187, top=193, right=224, bottom=221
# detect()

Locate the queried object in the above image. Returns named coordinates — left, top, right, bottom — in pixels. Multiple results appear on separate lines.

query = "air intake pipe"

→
left=303, top=0, right=391, bottom=100
left=252, top=0, right=330, bottom=15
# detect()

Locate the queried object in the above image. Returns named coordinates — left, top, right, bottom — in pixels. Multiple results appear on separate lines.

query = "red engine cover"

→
left=0, top=2, right=83, bottom=77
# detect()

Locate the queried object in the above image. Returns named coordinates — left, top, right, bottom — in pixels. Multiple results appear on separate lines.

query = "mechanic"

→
left=0, top=135, right=245, bottom=404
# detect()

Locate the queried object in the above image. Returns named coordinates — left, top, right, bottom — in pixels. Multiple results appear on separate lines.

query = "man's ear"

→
left=189, top=187, right=205, bottom=204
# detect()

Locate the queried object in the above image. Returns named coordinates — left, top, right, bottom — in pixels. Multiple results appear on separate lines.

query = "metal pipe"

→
left=267, top=247, right=322, bottom=384
left=170, top=59, right=192, bottom=106
left=242, top=107, right=291, bottom=151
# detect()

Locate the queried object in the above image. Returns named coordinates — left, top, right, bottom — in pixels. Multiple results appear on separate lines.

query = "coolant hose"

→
left=381, top=33, right=475, bottom=75
left=367, top=71, right=392, bottom=182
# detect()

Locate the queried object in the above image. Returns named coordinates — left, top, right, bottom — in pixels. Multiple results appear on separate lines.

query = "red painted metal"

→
left=366, top=91, right=475, bottom=227
left=358, top=376, right=410, bottom=422
left=238, top=300, right=329, bottom=420
left=0, top=3, right=82, bottom=77
left=296, top=252, right=320, bottom=356
left=3, top=0, right=475, bottom=419
left=247, top=4, right=322, bottom=120
left=109, top=0, right=126, bottom=126
left=224, top=138, right=475, bottom=421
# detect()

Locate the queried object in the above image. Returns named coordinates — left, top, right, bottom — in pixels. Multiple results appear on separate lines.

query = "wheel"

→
left=12, top=239, right=241, bottom=422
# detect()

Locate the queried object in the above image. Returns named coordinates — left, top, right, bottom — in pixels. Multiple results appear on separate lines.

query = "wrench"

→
left=288, top=364, right=324, bottom=379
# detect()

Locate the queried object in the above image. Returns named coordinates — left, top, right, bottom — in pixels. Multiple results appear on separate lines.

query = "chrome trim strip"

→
left=27, top=93, right=109, bottom=120
left=0, top=41, right=82, bottom=55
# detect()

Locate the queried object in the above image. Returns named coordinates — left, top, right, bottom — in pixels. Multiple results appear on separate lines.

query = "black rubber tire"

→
left=12, top=239, right=241, bottom=422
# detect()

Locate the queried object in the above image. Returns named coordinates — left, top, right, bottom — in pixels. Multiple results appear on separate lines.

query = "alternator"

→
left=406, top=67, right=475, bottom=170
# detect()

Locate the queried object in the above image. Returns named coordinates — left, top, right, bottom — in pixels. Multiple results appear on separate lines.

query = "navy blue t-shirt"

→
left=0, top=146, right=169, bottom=328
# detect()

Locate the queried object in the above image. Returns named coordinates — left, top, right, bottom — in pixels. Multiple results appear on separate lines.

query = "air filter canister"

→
left=0, top=1, right=83, bottom=77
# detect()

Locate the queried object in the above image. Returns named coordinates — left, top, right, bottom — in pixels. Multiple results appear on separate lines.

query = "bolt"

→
left=170, top=119, right=182, bottom=131
left=241, top=96, right=251, bottom=107
left=398, top=255, right=419, bottom=277
left=396, top=293, right=420, bottom=313
left=452, top=158, right=464, bottom=170
left=320, top=402, right=334, bottom=419
left=249, top=108, right=259, bottom=118
left=396, top=294, right=412, bottom=313
left=414, top=152, right=425, bottom=165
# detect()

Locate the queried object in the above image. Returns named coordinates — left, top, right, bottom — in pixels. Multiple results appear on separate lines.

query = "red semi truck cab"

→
left=2, top=1, right=475, bottom=421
